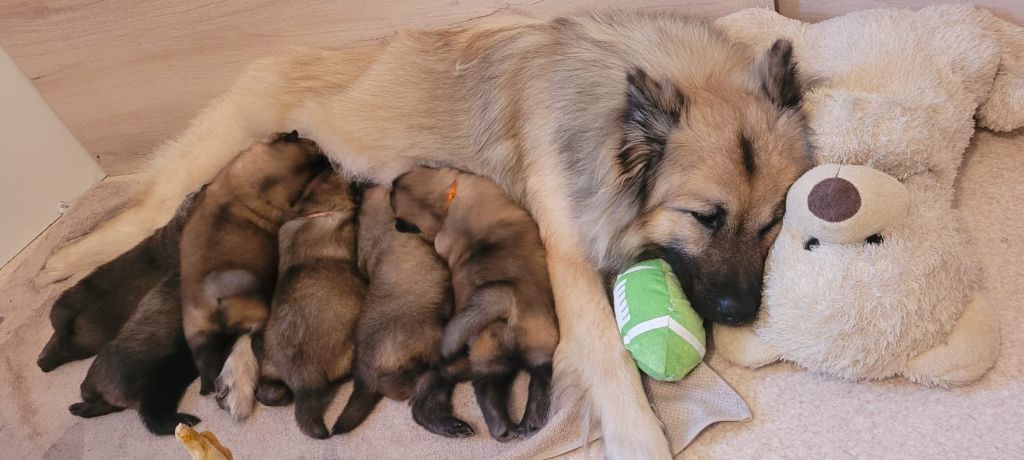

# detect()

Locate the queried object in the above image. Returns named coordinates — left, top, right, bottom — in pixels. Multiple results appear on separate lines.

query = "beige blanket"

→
left=0, top=175, right=749, bottom=459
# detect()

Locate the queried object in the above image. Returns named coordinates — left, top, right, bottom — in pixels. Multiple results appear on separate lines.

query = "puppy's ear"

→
left=395, top=218, right=422, bottom=234
left=619, top=68, right=684, bottom=199
left=757, top=39, right=803, bottom=111
left=273, top=130, right=301, bottom=143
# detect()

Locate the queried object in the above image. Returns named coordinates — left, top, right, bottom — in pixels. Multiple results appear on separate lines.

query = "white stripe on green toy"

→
left=614, top=259, right=706, bottom=381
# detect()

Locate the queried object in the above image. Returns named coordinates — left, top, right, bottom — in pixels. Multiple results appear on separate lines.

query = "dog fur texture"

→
left=41, top=12, right=813, bottom=456
left=332, top=186, right=472, bottom=439
left=257, top=170, right=364, bottom=438
left=37, top=188, right=201, bottom=372
left=69, top=274, right=199, bottom=435
left=180, top=132, right=327, bottom=394
left=214, top=333, right=259, bottom=422
left=392, top=166, right=558, bottom=441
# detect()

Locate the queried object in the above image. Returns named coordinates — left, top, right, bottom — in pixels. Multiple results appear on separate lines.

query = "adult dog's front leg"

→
left=547, top=250, right=671, bottom=459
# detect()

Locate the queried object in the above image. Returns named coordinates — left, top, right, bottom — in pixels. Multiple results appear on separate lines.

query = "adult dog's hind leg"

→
left=38, top=46, right=383, bottom=284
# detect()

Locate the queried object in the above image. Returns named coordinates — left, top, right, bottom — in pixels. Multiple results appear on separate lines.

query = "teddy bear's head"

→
left=760, top=164, right=981, bottom=379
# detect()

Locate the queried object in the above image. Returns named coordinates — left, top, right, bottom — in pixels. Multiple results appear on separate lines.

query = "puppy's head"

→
left=390, top=166, right=461, bottom=241
left=228, top=131, right=330, bottom=209
left=286, top=169, right=357, bottom=220
left=619, top=40, right=813, bottom=325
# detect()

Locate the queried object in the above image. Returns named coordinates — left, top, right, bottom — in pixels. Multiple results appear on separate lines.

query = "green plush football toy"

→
left=613, top=259, right=706, bottom=381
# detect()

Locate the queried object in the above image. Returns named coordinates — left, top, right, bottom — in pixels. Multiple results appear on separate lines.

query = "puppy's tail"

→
left=139, top=343, right=201, bottom=435
left=294, top=387, right=334, bottom=439
left=215, top=334, right=259, bottom=421
left=439, top=283, right=515, bottom=359
left=331, top=377, right=382, bottom=435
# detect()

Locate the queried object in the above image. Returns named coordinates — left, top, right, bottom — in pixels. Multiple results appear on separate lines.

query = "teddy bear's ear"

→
left=974, top=10, right=1024, bottom=132
left=756, top=39, right=804, bottom=112
left=714, top=8, right=804, bottom=49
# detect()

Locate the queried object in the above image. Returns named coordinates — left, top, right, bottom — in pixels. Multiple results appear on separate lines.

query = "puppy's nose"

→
left=716, top=297, right=753, bottom=325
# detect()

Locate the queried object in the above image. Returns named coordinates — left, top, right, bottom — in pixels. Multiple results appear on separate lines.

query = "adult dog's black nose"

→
left=716, top=296, right=754, bottom=325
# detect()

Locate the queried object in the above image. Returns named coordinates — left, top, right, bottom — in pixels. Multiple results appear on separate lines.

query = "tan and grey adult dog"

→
left=41, top=11, right=812, bottom=457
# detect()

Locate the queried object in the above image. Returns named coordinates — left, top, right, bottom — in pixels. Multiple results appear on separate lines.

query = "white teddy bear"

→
left=712, top=5, right=1023, bottom=386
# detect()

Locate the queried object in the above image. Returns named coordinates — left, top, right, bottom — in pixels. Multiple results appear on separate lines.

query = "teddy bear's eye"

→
left=865, top=234, right=884, bottom=245
left=804, top=238, right=820, bottom=251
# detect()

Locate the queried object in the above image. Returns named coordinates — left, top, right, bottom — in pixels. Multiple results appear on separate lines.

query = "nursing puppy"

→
left=393, top=166, right=559, bottom=441
left=180, top=131, right=326, bottom=394
left=44, top=12, right=814, bottom=456
left=38, top=189, right=201, bottom=372
left=253, top=169, right=364, bottom=439
left=69, top=274, right=199, bottom=435
left=332, top=186, right=472, bottom=438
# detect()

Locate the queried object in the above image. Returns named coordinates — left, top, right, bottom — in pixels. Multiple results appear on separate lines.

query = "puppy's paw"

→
left=299, top=421, right=330, bottom=440
left=255, top=379, right=293, bottom=406
left=68, top=402, right=89, bottom=417
left=213, top=334, right=259, bottom=420
left=513, top=419, right=544, bottom=439
left=432, top=417, right=475, bottom=438
left=176, top=413, right=201, bottom=427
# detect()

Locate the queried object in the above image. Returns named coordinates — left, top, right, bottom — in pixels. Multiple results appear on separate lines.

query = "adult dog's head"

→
left=619, top=40, right=813, bottom=325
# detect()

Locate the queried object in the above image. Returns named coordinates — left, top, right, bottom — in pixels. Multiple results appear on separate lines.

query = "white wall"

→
left=0, top=47, right=105, bottom=267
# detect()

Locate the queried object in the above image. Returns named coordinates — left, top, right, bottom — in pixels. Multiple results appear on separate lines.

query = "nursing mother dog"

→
left=41, top=11, right=812, bottom=457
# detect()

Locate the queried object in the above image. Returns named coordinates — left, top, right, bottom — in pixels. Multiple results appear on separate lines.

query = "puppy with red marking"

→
left=255, top=169, right=364, bottom=439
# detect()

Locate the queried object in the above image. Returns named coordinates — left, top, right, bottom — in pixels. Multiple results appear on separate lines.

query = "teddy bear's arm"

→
left=713, top=325, right=781, bottom=368
left=904, top=297, right=1001, bottom=387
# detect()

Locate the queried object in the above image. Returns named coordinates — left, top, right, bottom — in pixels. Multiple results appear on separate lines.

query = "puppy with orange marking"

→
left=392, top=166, right=559, bottom=441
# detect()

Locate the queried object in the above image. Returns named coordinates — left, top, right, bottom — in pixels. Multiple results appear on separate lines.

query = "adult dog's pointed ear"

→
left=619, top=68, right=685, bottom=199
left=757, top=39, right=803, bottom=111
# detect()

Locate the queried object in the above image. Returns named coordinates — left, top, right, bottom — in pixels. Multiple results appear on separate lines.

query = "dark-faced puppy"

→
left=392, top=166, right=559, bottom=441
left=38, top=188, right=202, bottom=372
left=254, top=170, right=364, bottom=439
left=180, top=131, right=327, bottom=394
left=332, top=186, right=473, bottom=438
left=69, top=274, right=199, bottom=435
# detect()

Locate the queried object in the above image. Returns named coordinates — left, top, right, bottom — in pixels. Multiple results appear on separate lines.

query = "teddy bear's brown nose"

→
left=808, top=177, right=861, bottom=222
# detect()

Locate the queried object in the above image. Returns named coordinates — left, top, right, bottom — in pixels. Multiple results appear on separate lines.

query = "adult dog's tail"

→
left=215, top=334, right=259, bottom=421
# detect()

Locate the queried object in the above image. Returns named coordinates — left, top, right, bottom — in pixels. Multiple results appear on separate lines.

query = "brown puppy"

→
left=38, top=188, right=201, bottom=372
left=69, top=274, right=199, bottom=435
left=392, top=166, right=559, bottom=441
left=180, top=131, right=327, bottom=394
left=254, top=170, right=364, bottom=439
left=332, top=186, right=473, bottom=438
